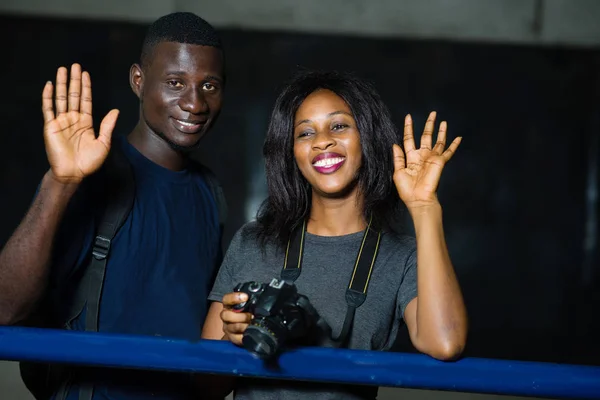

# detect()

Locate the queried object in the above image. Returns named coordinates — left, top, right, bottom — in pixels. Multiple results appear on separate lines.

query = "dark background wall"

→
left=1, top=13, right=599, bottom=366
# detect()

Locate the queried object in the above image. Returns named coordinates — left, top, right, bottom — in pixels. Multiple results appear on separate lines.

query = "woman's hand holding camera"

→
left=220, top=292, right=253, bottom=346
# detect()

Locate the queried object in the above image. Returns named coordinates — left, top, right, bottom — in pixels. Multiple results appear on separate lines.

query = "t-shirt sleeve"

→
left=397, top=241, right=418, bottom=319
left=207, top=227, right=245, bottom=303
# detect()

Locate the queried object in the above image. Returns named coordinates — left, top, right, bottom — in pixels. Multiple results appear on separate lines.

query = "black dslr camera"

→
left=233, top=278, right=330, bottom=359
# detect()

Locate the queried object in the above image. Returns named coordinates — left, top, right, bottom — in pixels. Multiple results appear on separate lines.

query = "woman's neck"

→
left=307, top=191, right=366, bottom=236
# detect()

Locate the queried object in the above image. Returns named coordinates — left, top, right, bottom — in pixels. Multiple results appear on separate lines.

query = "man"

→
left=0, top=12, right=227, bottom=400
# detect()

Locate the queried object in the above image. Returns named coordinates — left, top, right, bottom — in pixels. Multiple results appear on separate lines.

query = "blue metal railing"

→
left=0, top=327, right=599, bottom=399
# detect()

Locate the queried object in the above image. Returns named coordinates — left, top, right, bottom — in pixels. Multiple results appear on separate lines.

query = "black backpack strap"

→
left=86, top=145, right=135, bottom=332
left=58, top=144, right=135, bottom=400
left=193, top=163, right=227, bottom=229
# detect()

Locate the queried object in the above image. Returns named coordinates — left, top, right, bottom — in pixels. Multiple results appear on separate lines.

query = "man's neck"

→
left=127, top=123, right=187, bottom=171
left=307, top=190, right=366, bottom=237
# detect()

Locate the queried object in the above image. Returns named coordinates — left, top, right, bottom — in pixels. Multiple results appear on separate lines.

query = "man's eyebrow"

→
left=163, top=72, right=223, bottom=83
left=164, top=70, right=186, bottom=76
left=204, top=75, right=223, bottom=83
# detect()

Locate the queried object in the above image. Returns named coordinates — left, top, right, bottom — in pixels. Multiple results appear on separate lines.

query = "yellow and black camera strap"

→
left=281, top=216, right=382, bottom=344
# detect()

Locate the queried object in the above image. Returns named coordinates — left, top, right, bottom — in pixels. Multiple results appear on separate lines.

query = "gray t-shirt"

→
left=209, top=221, right=418, bottom=400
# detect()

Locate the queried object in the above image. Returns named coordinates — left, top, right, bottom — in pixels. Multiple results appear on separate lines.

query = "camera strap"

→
left=281, top=216, right=381, bottom=344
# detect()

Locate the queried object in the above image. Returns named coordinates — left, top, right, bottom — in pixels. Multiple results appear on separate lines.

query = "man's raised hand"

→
left=42, top=63, right=119, bottom=184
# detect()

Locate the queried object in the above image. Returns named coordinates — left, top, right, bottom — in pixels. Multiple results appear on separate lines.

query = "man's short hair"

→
left=140, top=12, right=222, bottom=67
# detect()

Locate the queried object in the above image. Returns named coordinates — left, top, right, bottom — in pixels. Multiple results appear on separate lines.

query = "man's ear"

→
left=130, top=63, right=143, bottom=99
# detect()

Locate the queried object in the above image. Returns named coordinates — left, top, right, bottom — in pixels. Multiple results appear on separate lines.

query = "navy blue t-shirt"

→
left=47, top=135, right=223, bottom=400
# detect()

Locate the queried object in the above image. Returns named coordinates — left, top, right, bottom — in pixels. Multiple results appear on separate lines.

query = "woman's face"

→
left=293, top=89, right=362, bottom=198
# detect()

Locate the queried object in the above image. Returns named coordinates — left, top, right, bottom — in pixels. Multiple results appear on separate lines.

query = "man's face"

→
left=131, top=41, right=224, bottom=151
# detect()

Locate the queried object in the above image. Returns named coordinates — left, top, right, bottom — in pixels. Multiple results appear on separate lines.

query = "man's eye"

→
left=203, top=83, right=217, bottom=91
left=167, top=80, right=183, bottom=88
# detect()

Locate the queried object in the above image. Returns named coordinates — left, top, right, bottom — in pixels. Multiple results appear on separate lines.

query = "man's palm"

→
left=42, top=64, right=119, bottom=184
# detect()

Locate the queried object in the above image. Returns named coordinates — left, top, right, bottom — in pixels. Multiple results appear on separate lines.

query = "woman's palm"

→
left=393, top=112, right=461, bottom=209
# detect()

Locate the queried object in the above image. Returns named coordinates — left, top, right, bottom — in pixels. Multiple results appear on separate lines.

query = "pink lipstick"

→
left=312, top=152, right=346, bottom=174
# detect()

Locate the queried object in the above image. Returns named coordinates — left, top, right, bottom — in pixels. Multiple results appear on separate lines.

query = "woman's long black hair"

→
left=253, top=70, right=403, bottom=248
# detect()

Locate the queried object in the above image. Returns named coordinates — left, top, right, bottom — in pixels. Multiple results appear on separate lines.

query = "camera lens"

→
left=248, top=282, right=262, bottom=292
left=242, top=318, right=286, bottom=359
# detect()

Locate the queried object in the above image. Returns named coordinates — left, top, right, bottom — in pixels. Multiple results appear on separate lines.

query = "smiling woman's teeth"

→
left=313, top=157, right=345, bottom=167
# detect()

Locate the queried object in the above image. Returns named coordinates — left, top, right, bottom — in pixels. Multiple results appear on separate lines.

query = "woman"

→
left=202, top=70, right=468, bottom=399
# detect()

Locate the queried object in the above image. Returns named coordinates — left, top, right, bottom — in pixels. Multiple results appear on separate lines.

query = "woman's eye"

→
left=297, top=131, right=313, bottom=138
left=332, top=123, right=348, bottom=131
